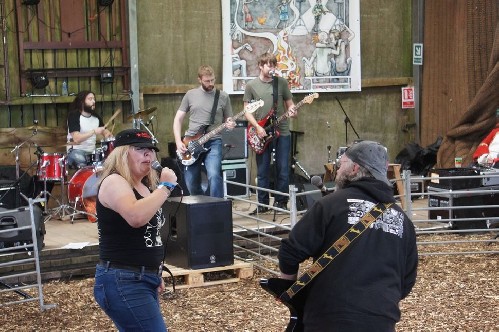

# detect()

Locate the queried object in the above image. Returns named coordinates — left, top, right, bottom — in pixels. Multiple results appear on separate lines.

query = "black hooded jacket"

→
left=278, top=178, right=418, bottom=331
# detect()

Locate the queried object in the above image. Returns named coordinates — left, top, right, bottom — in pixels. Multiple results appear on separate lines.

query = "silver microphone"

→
left=269, top=70, right=275, bottom=76
left=311, top=175, right=328, bottom=196
left=151, top=160, right=162, bottom=172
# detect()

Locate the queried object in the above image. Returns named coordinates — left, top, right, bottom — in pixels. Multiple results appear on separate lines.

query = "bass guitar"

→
left=177, top=100, right=264, bottom=166
left=247, top=93, right=318, bottom=154
left=259, top=277, right=307, bottom=332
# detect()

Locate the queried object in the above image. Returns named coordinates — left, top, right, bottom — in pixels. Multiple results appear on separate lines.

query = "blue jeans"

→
left=94, top=264, right=167, bottom=331
left=184, top=139, right=223, bottom=198
left=256, top=135, right=291, bottom=204
left=67, top=148, right=89, bottom=169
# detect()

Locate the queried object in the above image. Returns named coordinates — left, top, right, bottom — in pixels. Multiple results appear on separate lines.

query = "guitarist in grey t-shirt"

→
left=243, top=52, right=296, bottom=215
left=173, top=65, right=235, bottom=198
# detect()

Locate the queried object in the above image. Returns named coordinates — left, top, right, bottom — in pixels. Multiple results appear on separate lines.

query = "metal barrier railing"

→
left=0, top=196, right=57, bottom=311
left=224, top=169, right=499, bottom=274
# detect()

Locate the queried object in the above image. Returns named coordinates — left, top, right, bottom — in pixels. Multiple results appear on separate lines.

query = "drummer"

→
left=66, top=91, right=113, bottom=169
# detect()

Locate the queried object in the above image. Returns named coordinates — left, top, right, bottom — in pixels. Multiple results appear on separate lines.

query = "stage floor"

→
left=42, top=194, right=431, bottom=251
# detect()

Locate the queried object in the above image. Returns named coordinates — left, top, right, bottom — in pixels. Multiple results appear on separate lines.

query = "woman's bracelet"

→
left=158, top=181, right=176, bottom=192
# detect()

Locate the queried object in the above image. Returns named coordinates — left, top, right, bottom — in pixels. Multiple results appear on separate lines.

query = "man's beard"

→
left=84, top=105, right=94, bottom=113
left=335, top=172, right=354, bottom=190
left=202, top=84, right=214, bottom=92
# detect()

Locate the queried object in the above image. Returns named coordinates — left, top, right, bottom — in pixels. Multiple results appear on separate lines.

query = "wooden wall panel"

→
left=0, top=0, right=130, bottom=131
left=421, top=0, right=467, bottom=147
left=135, top=0, right=416, bottom=175
left=421, top=0, right=498, bottom=148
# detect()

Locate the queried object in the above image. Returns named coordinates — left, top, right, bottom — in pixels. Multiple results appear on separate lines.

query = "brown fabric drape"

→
left=436, top=21, right=499, bottom=168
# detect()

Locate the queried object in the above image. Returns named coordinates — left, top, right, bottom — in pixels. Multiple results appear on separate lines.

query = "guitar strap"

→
left=279, top=202, right=393, bottom=303
left=209, top=89, right=220, bottom=125
left=272, top=77, right=278, bottom=110
left=266, top=77, right=278, bottom=136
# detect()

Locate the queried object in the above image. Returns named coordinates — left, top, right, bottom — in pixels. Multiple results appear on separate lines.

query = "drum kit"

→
left=36, top=139, right=113, bottom=223
left=5, top=106, right=159, bottom=224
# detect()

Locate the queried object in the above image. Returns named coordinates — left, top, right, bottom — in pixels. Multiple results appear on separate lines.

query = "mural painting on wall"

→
left=222, top=0, right=361, bottom=94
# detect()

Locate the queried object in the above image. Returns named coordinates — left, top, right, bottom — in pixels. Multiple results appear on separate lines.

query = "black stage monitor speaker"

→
left=0, top=205, right=45, bottom=251
left=222, top=121, right=247, bottom=160
left=295, top=182, right=335, bottom=211
left=162, top=196, right=233, bottom=269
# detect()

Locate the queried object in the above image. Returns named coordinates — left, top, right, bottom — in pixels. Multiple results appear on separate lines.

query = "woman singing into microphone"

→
left=93, top=128, right=177, bottom=331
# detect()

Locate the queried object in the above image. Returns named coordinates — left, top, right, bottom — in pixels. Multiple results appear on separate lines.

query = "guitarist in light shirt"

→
left=173, top=65, right=235, bottom=198
left=243, top=52, right=296, bottom=215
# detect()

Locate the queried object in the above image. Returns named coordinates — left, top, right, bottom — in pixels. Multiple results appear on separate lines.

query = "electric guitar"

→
left=247, top=93, right=319, bottom=154
left=259, top=277, right=308, bottom=332
left=177, top=100, right=264, bottom=166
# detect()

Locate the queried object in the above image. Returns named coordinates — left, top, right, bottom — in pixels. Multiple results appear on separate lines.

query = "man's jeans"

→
left=66, top=148, right=89, bottom=169
left=184, top=139, right=224, bottom=198
left=256, top=135, right=291, bottom=204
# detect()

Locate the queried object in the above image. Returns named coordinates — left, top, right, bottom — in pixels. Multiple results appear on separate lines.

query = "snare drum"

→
left=101, top=138, right=115, bottom=159
left=37, top=153, right=65, bottom=181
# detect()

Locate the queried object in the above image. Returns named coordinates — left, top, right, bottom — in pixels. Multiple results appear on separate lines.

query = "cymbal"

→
left=127, top=107, right=157, bottom=120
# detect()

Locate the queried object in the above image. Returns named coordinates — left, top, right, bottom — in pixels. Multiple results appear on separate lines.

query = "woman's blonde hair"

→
left=96, top=146, right=159, bottom=189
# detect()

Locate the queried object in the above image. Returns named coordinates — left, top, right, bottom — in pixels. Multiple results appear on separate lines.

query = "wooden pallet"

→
left=162, top=259, right=253, bottom=290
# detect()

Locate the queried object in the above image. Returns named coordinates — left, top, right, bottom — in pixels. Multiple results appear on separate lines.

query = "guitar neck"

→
left=198, top=109, right=246, bottom=145
left=269, top=98, right=308, bottom=128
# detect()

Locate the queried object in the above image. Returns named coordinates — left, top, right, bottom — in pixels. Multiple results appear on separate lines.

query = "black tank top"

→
left=96, top=185, right=165, bottom=268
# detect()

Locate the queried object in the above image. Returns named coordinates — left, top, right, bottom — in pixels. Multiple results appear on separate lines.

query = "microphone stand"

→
left=335, top=97, right=360, bottom=144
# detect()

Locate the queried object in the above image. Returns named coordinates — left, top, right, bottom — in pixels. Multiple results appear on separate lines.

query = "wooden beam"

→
left=140, top=78, right=413, bottom=96
left=140, top=84, right=224, bottom=95
left=6, top=94, right=131, bottom=106
left=361, top=77, right=413, bottom=88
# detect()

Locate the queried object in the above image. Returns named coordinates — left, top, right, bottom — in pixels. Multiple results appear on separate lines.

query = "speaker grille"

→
left=222, top=122, right=247, bottom=160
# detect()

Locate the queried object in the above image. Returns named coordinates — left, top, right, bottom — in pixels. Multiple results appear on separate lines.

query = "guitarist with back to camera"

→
left=262, top=141, right=418, bottom=331
left=173, top=65, right=235, bottom=198
left=243, top=52, right=297, bottom=215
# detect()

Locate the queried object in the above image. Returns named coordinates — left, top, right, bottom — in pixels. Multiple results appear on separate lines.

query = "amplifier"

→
left=429, top=168, right=481, bottom=190
left=428, top=186, right=499, bottom=229
left=0, top=181, right=20, bottom=209
left=222, top=121, right=247, bottom=160
left=481, top=169, right=499, bottom=186
left=222, top=160, right=248, bottom=197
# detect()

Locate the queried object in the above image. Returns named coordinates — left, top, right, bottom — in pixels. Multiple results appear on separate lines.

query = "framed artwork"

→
left=222, top=0, right=361, bottom=94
